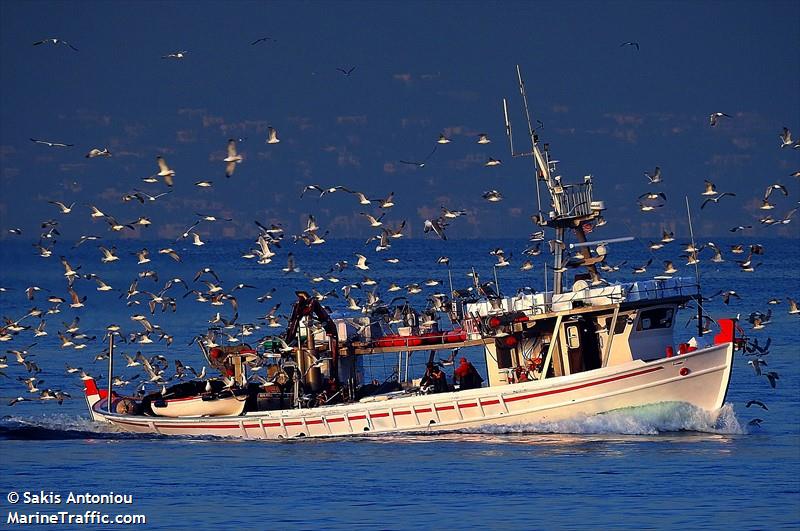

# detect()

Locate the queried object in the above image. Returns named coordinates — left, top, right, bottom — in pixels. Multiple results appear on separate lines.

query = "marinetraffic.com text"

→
left=5, top=491, right=146, bottom=526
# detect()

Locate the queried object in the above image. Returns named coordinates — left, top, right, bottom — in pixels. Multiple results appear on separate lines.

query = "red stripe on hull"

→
left=504, top=366, right=663, bottom=403
left=156, top=423, right=239, bottom=429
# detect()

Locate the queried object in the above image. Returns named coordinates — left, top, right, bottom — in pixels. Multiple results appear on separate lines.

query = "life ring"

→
left=209, top=347, right=223, bottom=360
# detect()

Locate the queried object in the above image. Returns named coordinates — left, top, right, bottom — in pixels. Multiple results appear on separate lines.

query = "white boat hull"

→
left=85, top=340, right=733, bottom=439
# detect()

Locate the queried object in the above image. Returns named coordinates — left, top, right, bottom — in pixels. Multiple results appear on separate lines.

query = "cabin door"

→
left=563, top=319, right=602, bottom=374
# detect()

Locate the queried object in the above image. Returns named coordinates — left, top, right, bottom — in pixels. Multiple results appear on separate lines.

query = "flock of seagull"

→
left=0, top=37, right=798, bottom=430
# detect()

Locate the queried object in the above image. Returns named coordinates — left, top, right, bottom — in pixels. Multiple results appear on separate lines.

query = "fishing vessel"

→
left=81, top=67, right=741, bottom=439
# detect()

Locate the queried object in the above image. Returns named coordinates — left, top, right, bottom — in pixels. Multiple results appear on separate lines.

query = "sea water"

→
left=1, top=238, right=798, bottom=529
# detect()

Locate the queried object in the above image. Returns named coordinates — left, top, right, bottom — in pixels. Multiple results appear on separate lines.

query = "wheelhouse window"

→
left=637, top=308, right=674, bottom=331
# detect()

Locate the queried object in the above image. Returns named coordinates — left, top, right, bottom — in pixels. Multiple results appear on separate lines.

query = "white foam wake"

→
left=467, top=402, right=744, bottom=436
left=0, top=413, right=124, bottom=437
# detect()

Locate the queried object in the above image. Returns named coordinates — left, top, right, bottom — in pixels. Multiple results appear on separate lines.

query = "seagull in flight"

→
left=30, top=138, right=73, bottom=147
left=745, top=399, right=768, bottom=411
left=632, top=258, right=652, bottom=274
left=86, top=148, right=111, bottom=158
left=424, top=218, right=448, bottom=240
left=482, top=190, right=503, bottom=202
left=763, top=183, right=788, bottom=201
left=266, top=126, right=280, bottom=144
left=709, top=112, right=731, bottom=127
left=162, top=50, right=188, bottom=59
left=779, top=127, right=798, bottom=148
left=619, top=41, right=639, bottom=50
left=33, top=38, right=78, bottom=51
left=337, top=66, right=356, bottom=76
left=701, top=192, right=735, bottom=209
left=702, top=180, right=718, bottom=196
left=400, top=145, right=437, bottom=168
left=156, top=156, right=175, bottom=186
left=48, top=200, right=75, bottom=214
left=224, top=139, right=243, bottom=177
left=251, top=36, right=274, bottom=45
left=131, top=188, right=172, bottom=202
left=354, top=254, right=370, bottom=270
left=196, top=213, right=232, bottom=222
left=644, top=166, right=662, bottom=184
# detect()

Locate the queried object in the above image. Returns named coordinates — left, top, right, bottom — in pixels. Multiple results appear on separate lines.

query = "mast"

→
left=685, top=196, right=703, bottom=337
left=504, top=65, right=605, bottom=295
left=107, top=332, right=114, bottom=413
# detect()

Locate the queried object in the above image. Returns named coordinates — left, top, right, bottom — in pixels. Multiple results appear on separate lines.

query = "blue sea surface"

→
left=1, top=237, right=798, bottom=530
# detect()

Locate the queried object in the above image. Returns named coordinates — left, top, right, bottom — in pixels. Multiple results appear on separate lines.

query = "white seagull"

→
left=162, top=50, right=188, bottom=59
left=354, top=254, right=370, bottom=270
left=86, top=148, right=111, bottom=158
left=48, top=200, right=75, bottom=214
left=645, top=166, right=662, bottom=184
left=224, top=139, right=242, bottom=177
left=33, top=38, right=78, bottom=51
left=156, top=156, right=175, bottom=186
left=779, top=127, right=798, bottom=148
left=30, top=138, right=74, bottom=147
left=709, top=112, right=731, bottom=127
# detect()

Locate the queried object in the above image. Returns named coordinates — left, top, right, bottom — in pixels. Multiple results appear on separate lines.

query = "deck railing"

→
left=553, top=182, right=593, bottom=218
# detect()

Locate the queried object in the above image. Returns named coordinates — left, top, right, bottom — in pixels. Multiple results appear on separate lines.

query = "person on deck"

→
left=454, top=358, right=484, bottom=390
left=421, top=362, right=449, bottom=393
left=430, top=365, right=449, bottom=393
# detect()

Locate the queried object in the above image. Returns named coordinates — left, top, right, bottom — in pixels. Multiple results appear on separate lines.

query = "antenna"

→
left=447, top=262, right=454, bottom=300
left=502, top=98, right=515, bottom=155
left=685, top=196, right=703, bottom=337
left=503, top=66, right=544, bottom=214
left=517, top=65, right=535, bottom=143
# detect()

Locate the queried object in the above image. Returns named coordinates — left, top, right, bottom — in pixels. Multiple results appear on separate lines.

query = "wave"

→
left=0, top=414, right=146, bottom=440
left=466, top=402, right=745, bottom=436
left=1, top=402, right=745, bottom=442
